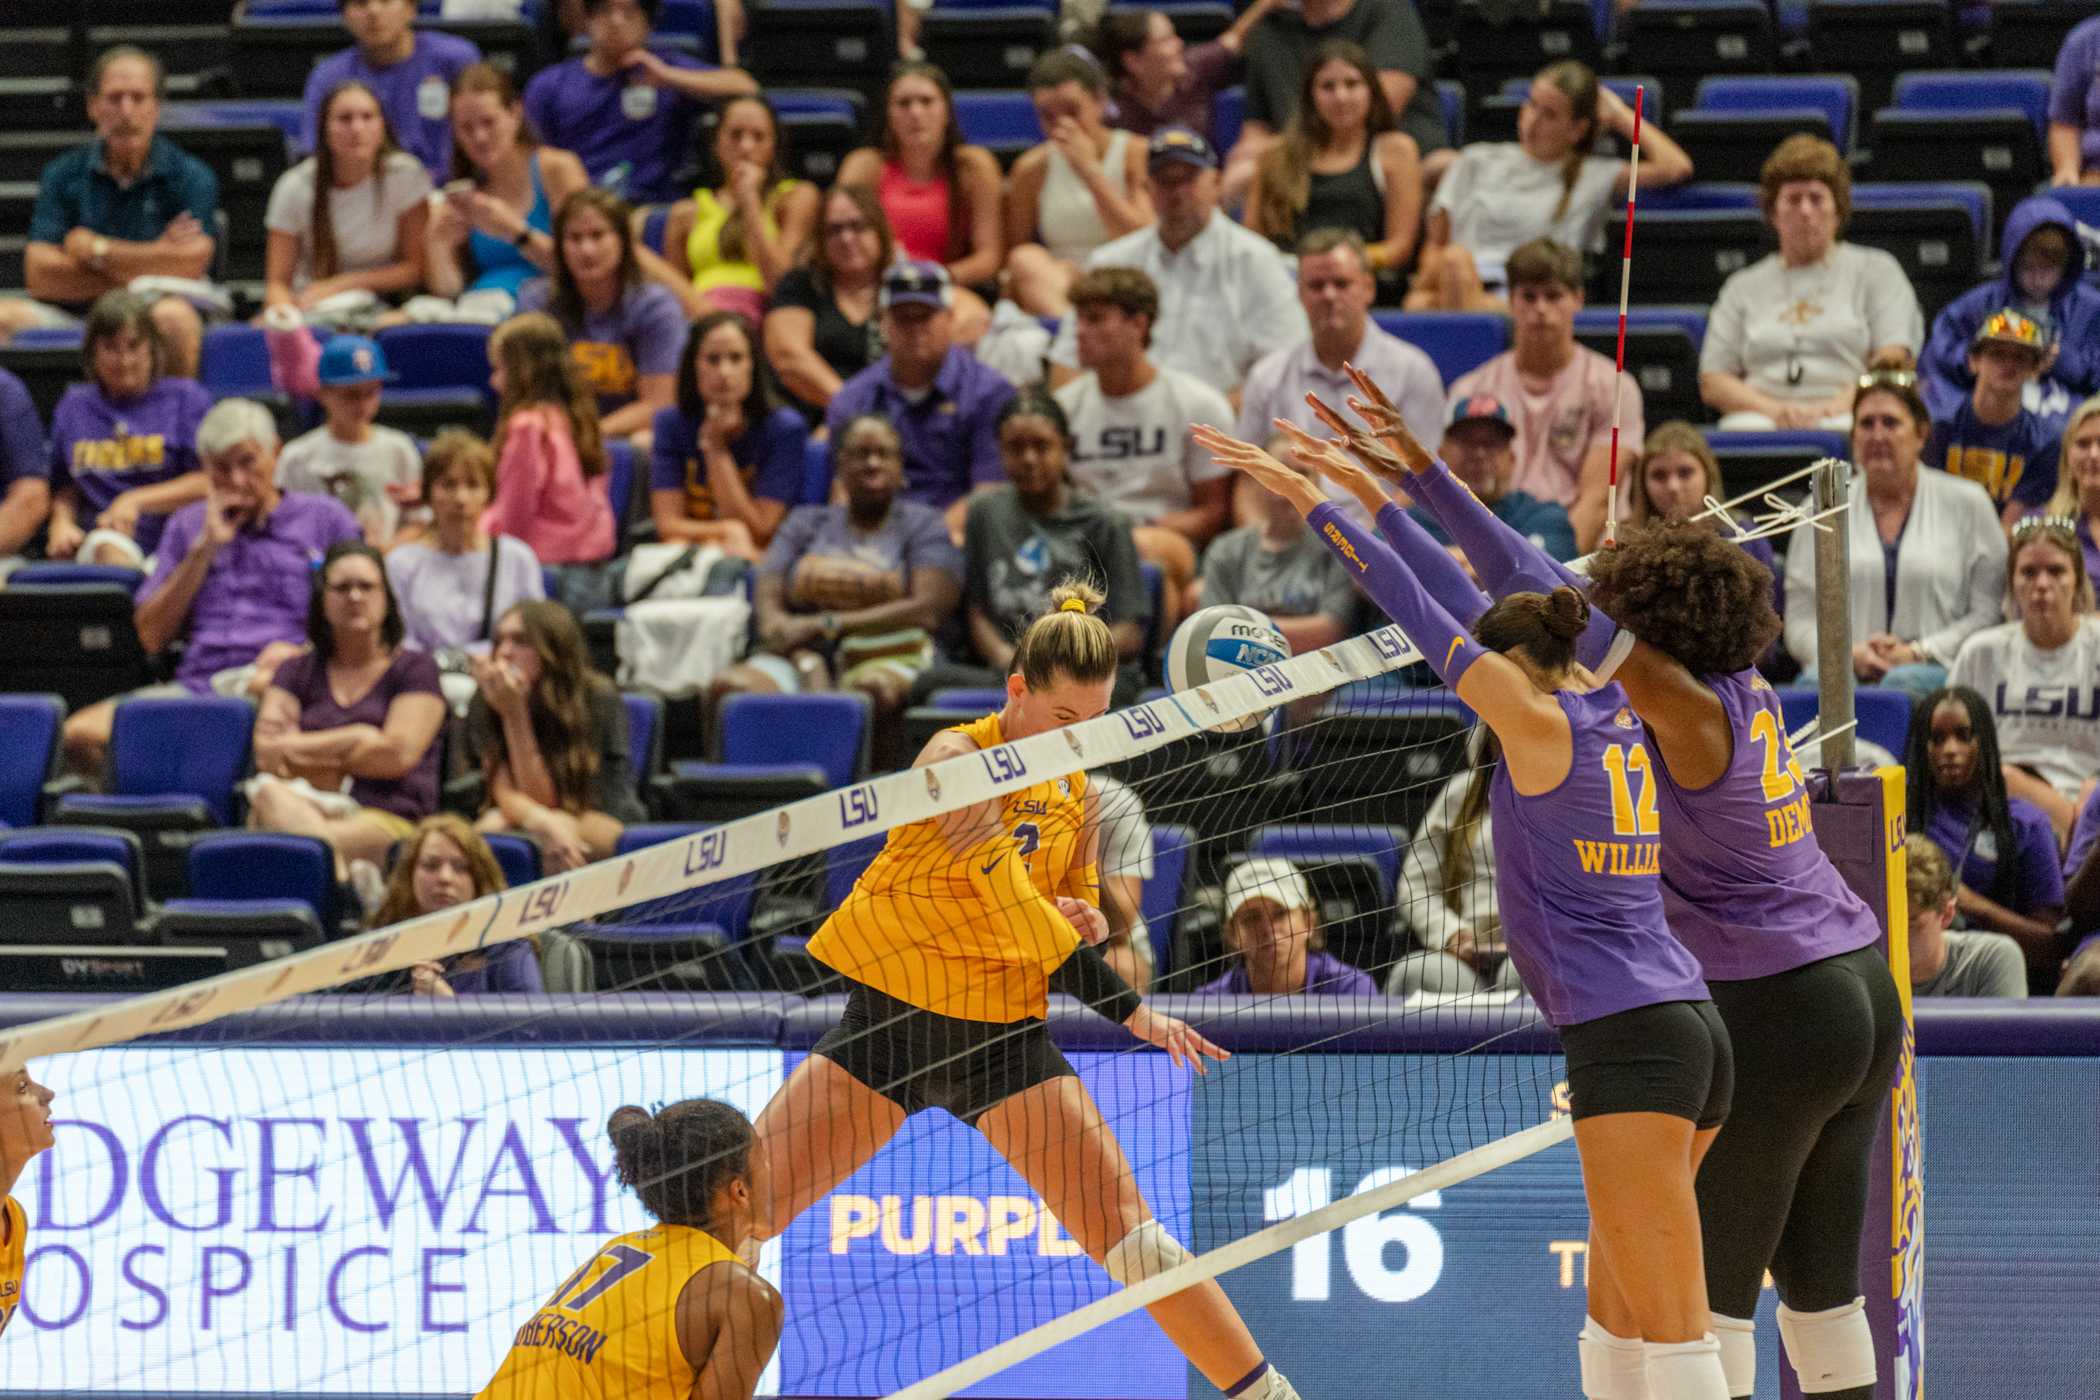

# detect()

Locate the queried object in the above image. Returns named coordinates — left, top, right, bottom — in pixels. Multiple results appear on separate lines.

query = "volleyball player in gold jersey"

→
left=1, top=1062, right=57, bottom=1340
left=748, top=580, right=1307, bottom=1400
left=478, top=1099, right=782, bottom=1400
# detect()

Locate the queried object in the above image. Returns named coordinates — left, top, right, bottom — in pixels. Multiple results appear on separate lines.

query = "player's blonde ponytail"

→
left=1013, top=579, right=1118, bottom=690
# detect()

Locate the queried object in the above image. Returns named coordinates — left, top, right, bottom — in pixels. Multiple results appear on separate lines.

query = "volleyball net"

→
left=0, top=609, right=1594, bottom=1398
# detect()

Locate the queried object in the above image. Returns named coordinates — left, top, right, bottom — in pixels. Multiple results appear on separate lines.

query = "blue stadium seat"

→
left=1805, top=0, right=1955, bottom=113
left=0, top=694, right=61, bottom=830
left=0, top=584, right=156, bottom=713
left=484, top=832, right=542, bottom=889
left=1593, top=206, right=1764, bottom=306
left=1893, top=69, right=2052, bottom=136
left=1572, top=307, right=1708, bottom=425
left=199, top=323, right=276, bottom=399
left=160, top=98, right=305, bottom=147
left=0, top=826, right=152, bottom=944
left=952, top=89, right=1044, bottom=167
left=1370, top=312, right=1508, bottom=386
left=1141, top=822, right=1193, bottom=977
left=769, top=87, right=867, bottom=185
left=1116, top=1, right=1234, bottom=42
left=673, top=692, right=870, bottom=790
left=1694, top=75, right=1858, bottom=149
left=1848, top=182, right=1992, bottom=320
left=159, top=832, right=336, bottom=963
left=1872, top=71, right=2051, bottom=218
left=1775, top=687, right=1913, bottom=759
left=1639, top=183, right=1761, bottom=212
left=660, top=0, right=725, bottom=62
left=54, top=695, right=252, bottom=829
left=373, top=324, right=494, bottom=437
left=1620, top=0, right=1777, bottom=87
left=1452, top=0, right=1601, bottom=112
left=6, top=563, right=145, bottom=593
left=606, top=439, right=643, bottom=538
left=1676, top=77, right=1856, bottom=181
left=623, top=692, right=665, bottom=789
left=588, top=823, right=759, bottom=991
left=744, top=0, right=895, bottom=93
left=923, top=0, right=1056, bottom=88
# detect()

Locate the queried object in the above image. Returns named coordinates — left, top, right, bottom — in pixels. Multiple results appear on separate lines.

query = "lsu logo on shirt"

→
left=1943, top=444, right=2025, bottom=505
left=71, top=432, right=168, bottom=474
left=569, top=341, right=638, bottom=398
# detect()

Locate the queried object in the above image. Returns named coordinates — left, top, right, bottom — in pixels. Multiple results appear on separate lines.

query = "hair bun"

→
left=1544, top=586, right=1589, bottom=641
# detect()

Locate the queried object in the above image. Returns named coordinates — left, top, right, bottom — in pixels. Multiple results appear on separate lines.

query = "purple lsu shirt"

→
left=1489, top=684, right=1710, bottom=1027
left=1652, top=670, right=1885, bottom=981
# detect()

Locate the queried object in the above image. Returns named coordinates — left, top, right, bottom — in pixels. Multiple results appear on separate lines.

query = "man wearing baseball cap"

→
left=1923, top=307, right=2061, bottom=520
left=1409, top=394, right=1575, bottom=566
left=827, top=259, right=1017, bottom=540
left=277, top=333, right=424, bottom=546
left=1194, top=857, right=1376, bottom=996
left=1048, top=125, right=1304, bottom=403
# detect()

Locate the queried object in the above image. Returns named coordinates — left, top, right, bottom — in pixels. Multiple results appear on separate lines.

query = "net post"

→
left=1812, top=458, right=1858, bottom=771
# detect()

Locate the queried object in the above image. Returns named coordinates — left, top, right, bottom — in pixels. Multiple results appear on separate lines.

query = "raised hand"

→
left=1271, top=418, right=1391, bottom=516
left=1341, top=363, right=1436, bottom=474
left=1124, top=1004, right=1230, bottom=1073
left=1189, top=423, right=1325, bottom=514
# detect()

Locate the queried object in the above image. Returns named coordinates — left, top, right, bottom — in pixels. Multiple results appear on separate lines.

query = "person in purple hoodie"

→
left=302, top=0, right=481, bottom=182
left=1194, top=858, right=1377, bottom=996
left=1920, top=194, right=2100, bottom=429
left=369, top=814, right=548, bottom=995
left=45, top=290, right=212, bottom=567
left=1315, top=368, right=1901, bottom=1400
left=1193, top=420, right=1735, bottom=1399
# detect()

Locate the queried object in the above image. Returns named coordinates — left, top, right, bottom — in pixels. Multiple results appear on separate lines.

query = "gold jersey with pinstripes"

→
left=807, top=712, right=1098, bottom=1023
left=1, top=1196, right=25, bottom=1338
left=476, top=1223, right=740, bottom=1400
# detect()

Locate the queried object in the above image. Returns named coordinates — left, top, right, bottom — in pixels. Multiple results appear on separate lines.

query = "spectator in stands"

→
left=712, top=415, right=963, bottom=767
left=305, top=0, right=481, bottom=182
left=1409, top=62, right=1690, bottom=312
left=524, top=0, right=758, bottom=205
left=654, top=96, right=819, bottom=324
left=1700, top=135, right=1923, bottom=431
left=1094, top=2, right=1280, bottom=148
left=44, top=292, right=212, bottom=568
left=826, top=262, right=1017, bottom=539
left=1908, top=685, right=2067, bottom=984
left=387, top=430, right=546, bottom=656
left=1237, top=229, right=1442, bottom=499
left=1196, top=857, right=1376, bottom=995
left=1389, top=765, right=1526, bottom=997
left=13, top=47, right=214, bottom=378
left=1412, top=395, right=1576, bottom=562
left=2043, top=396, right=2100, bottom=584
left=420, top=64, right=588, bottom=322
left=838, top=64, right=1004, bottom=306
left=2049, top=13, right=2100, bottom=186
left=1950, top=516, right=2100, bottom=841
left=1004, top=51, right=1156, bottom=319
left=1625, top=419, right=1780, bottom=616
left=61, top=399, right=362, bottom=776
left=374, top=815, right=551, bottom=996
left=1227, top=0, right=1446, bottom=203
left=1244, top=42, right=1420, bottom=282
left=919, top=389, right=1146, bottom=705
left=468, top=599, right=645, bottom=870
left=1921, top=195, right=2100, bottom=429
left=487, top=312, right=616, bottom=577
left=249, top=541, right=447, bottom=889
left=1925, top=310, right=2061, bottom=525
left=1055, top=267, right=1232, bottom=628
left=764, top=184, right=892, bottom=419
left=2062, top=778, right=2100, bottom=960
left=1902, top=835, right=2028, bottom=998
left=520, top=189, right=684, bottom=445
left=1049, top=127, right=1307, bottom=403
left=276, top=334, right=423, bottom=548
left=1445, top=239, right=1630, bottom=550
left=1784, top=371, right=2006, bottom=694
left=648, top=311, right=808, bottom=559
left=266, top=82, right=433, bottom=319
left=1196, top=433, right=1359, bottom=653
left=0, top=369, right=46, bottom=569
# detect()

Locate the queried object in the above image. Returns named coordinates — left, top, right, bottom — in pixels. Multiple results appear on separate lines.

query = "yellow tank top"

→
left=687, top=183, right=800, bottom=296
left=808, top=712, right=1097, bottom=1022
left=476, top=1223, right=741, bottom=1400
left=1, top=1196, right=25, bottom=1339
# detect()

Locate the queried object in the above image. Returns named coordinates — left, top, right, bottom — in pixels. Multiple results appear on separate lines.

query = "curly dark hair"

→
left=1582, top=520, right=1782, bottom=676
left=607, top=1099, right=756, bottom=1231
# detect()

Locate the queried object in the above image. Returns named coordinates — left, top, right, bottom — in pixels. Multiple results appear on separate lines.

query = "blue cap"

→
left=1146, top=125, right=1218, bottom=170
left=880, top=260, right=953, bottom=311
left=316, top=334, right=395, bottom=387
left=1446, top=393, right=1516, bottom=437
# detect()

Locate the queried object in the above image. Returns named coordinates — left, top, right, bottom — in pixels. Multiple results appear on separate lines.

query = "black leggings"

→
left=1696, top=945, right=1906, bottom=1320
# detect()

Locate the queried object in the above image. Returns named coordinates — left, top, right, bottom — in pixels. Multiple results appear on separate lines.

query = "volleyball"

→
left=1165, top=604, right=1292, bottom=732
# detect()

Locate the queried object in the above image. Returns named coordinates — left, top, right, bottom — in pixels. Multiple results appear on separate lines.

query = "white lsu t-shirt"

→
left=276, top=423, right=424, bottom=541
left=1056, top=367, right=1233, bottom=524
left=1431, top=143, right=1624, bottom=286
left=264, top=151, right=434, bottom=287
left=1950, top=616, right=2100, bottom=798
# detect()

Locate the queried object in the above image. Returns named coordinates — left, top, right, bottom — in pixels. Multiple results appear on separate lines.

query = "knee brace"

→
left=1578, top=1317, right=1651, bottom=1400
left=1712, top=1315, right=1755, bottom=1397
left=1643, top=1335, right=1729, bottom=1399
left=1101, top=1218, right=1192, bottom=1287
left=1777, top=1297, right=1876, bottom=1393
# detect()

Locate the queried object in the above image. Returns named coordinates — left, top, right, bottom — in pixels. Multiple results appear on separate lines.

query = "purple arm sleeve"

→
left=1308, top=502, right=1485, bottom=690
left=1406, top=461, right=1620, bottom=673
left=1373, top=501, right=1490, bottom=627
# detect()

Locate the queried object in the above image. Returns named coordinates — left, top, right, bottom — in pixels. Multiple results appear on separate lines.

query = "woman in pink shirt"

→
left=486, top=311, right=614, bottom=567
